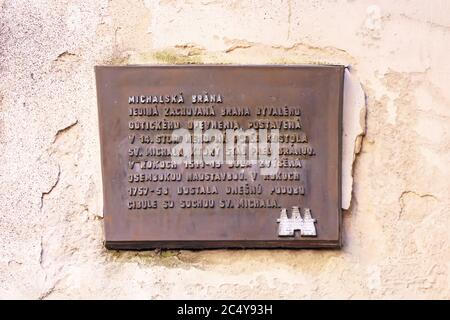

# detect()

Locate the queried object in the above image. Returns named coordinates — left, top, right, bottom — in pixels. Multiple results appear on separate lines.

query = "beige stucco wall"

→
left=1, top=0, right=449, bottom=299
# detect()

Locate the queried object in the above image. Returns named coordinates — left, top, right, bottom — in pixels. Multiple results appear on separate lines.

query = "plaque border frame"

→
left=95, top=64, right=344, bottom=250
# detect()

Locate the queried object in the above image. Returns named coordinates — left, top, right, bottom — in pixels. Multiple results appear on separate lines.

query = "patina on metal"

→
left=95, top=65, right=344, bottom=249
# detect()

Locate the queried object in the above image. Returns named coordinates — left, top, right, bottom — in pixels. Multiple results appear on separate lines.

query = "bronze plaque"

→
left=95, top=65, right=344, bottom=249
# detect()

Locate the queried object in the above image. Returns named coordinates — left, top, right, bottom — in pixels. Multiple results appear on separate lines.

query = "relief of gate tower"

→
left=277, top=207, right=317, bottom=237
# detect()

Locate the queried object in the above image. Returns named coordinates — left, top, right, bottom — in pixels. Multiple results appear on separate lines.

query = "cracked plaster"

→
left=0, top=0, right=449, bottom=299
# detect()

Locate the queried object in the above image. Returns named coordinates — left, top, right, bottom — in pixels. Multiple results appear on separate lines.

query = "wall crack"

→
left=398, top=190, right=437, bottom=219
left=55, top=51, right=78, bottom=62
left=39, top=165, right=61, bottom=210
left=53, top=119, right=78, bottom=144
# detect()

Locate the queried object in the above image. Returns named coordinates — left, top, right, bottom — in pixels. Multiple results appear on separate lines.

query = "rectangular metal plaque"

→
left=95, top=65, right=344, bottom=249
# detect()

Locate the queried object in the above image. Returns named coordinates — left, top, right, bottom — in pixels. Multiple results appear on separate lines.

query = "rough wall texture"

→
left=0, top=0, right=449, bottom=299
